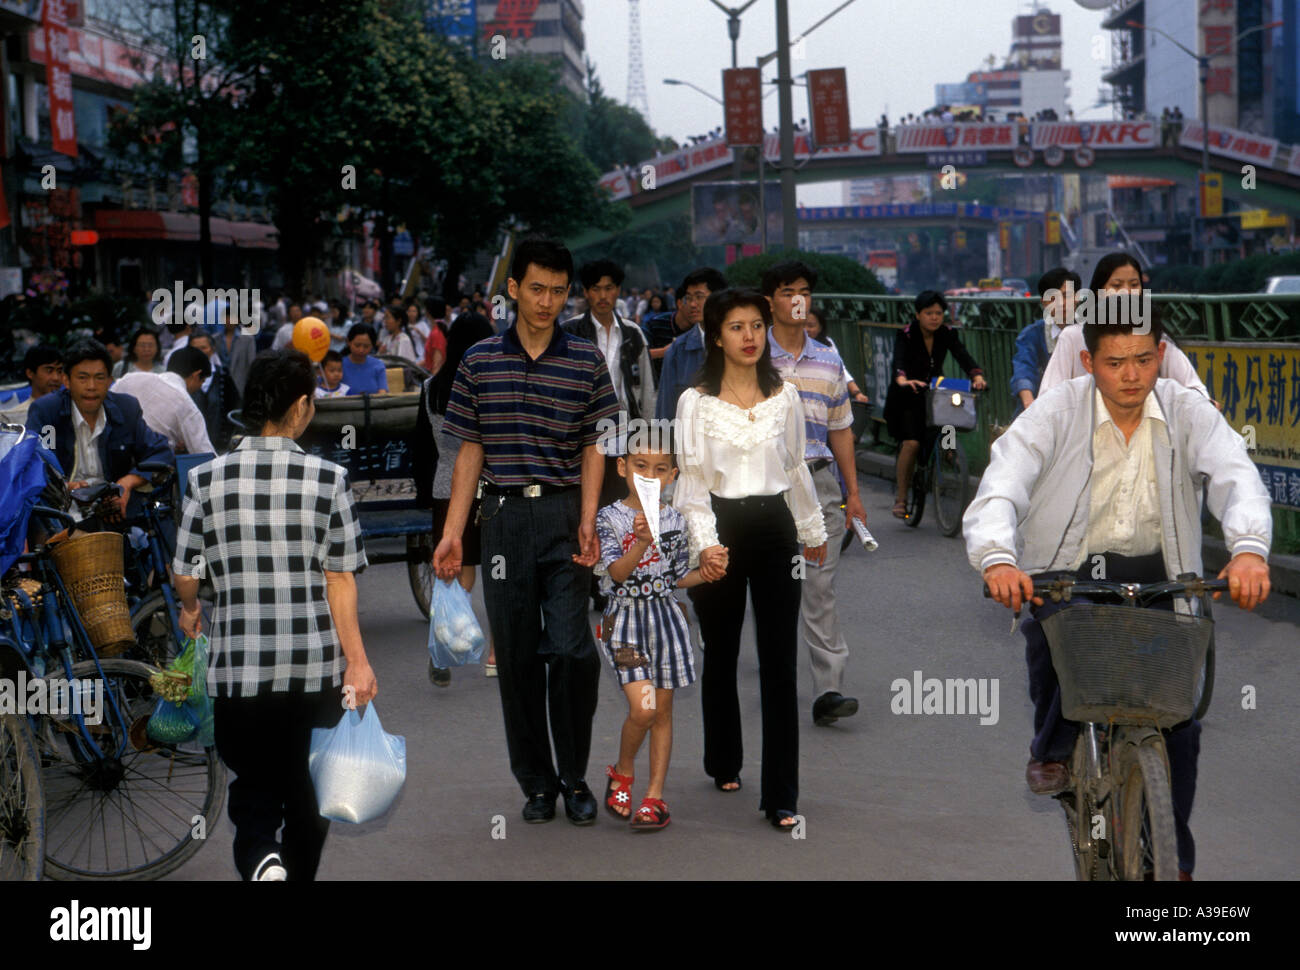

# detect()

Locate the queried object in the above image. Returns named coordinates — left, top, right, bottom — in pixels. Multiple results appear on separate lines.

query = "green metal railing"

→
left=823, top=292, right=1300, bottom=553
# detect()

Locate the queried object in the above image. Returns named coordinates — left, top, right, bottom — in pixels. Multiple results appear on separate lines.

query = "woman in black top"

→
left=883, top=290, right=987, bottom=518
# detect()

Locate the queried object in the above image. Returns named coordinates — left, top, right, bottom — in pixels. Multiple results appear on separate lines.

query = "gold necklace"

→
left=724, top=378, right=761, bottom=422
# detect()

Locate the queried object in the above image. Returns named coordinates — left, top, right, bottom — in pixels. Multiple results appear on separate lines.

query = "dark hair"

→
left=578, top=259, right=625, bottom=290
left=649, top=294, right=665, bottom=311
left=124, top=328, right=162, bottom=365
left=63, top=339, right=113, bottom=374
left=1037, top=266, right=1083, bottom=298
left=1082, top=296, right=1163, bottom=356
left=321, top=349, right=344, bottom=366
left=914, top=289, right=947, bottom=314
left=23, top=344, right=61, bottom=376
left=1088, top=252, right=1144, bottom=295
left=510, top=238, right=574, bottom=285
left=167, top=346, right=212, bottom=380
left=426, top=296, right=447, bottom=319
left=760, top=259, right=819, bottom=297
left=624, top=425, right=675, bottom=462
left=347, top=323, right=377, bottom=346
left=434, top=310, right=495, bottom=414
left=804, top=303, right=825, bottom=335
left=695, top=288, right=784, bottom=398
left=682, top=267, right=728, bottom=294
left=242, top=350, right=317, bottom=431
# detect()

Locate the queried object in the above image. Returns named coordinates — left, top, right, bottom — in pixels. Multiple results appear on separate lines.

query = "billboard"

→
left=807, top=68, right=850, bottom=148
left=895, top=123, right=1016, bottom=153
left=1031, top=121, right=1157, bottom=149
left=723, top=68, right=764, bottom=146
left=1180, top=122, right=1280, bottom=167
left=691, top=181, right=782, bottom=247
left=425, top=0, right=478, bottom=42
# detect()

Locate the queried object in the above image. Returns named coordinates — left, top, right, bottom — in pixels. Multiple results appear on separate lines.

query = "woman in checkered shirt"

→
left=172, top=349, right=377, bottom=882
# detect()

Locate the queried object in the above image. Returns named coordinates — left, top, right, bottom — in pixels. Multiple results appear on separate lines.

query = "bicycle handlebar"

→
left=983, top=575, right=1228, bottom=606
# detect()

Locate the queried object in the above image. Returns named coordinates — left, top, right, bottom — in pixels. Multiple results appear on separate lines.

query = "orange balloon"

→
left=292, top=316, right=331, bottom=362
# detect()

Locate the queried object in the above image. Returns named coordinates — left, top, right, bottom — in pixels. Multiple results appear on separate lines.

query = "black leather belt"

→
left=480, top=481, right=578, bottom=498
left=807, top=459, right=832, bottom=473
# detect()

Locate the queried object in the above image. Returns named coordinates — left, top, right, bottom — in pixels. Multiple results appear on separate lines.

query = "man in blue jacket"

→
left=1008, top=267, right=1081, bottom=415
left=26, top=339, right=173, bottom=521
left=654, top=267, right=727, bottom=422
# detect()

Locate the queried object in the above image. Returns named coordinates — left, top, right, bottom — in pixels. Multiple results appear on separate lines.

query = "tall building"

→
left=934, top=7, right=1070, bottom=117
left=1103, top=0, right=1300, bottom=140
left=477, top=0, right=586, bottom=97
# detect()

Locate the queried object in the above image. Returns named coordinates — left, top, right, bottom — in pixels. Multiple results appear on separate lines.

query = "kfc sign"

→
left=1180, top=122, right=1279, bottom=167
left=1031, top=121, right=1156, bottom=150
left=895, top=124, right=1016, bottom=153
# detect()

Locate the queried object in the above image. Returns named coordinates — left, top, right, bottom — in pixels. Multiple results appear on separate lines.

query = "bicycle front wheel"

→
left=0, top=713, right=44, bottom=881
left=39, top=658, right=225, bottom=880
left=930, top=438, right=969, bottom=537
left=904, top=462, right=926, bottom=528
left=1116, top=739, right=1179, bottom=881
left=408, top=533, right=435, bottom=618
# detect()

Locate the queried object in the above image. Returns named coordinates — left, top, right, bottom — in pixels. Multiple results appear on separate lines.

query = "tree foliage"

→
left=725, top=249, right=885, bottom=294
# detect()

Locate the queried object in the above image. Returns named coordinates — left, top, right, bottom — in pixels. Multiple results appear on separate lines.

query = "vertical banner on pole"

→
left=42, top=0, right=78, bottom=158
left=806, top=68, right=851, bottom=150
left=1199, top=172, right=1223, bottom=218
left=723, top=68, right=763, bottom=147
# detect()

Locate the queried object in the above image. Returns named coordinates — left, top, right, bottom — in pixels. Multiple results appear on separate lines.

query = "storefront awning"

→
left=93, top=210, right=278, bottom=249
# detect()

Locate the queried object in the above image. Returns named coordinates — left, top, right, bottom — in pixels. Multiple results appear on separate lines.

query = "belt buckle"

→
left=523, top=483, right=542, bottom=498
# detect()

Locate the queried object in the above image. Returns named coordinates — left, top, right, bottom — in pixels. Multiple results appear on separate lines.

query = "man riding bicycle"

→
left=963, top=298, right=1272, bottom=880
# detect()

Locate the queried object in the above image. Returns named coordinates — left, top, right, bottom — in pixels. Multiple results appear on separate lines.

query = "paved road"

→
left=171, top=473, right=1300, bottom=880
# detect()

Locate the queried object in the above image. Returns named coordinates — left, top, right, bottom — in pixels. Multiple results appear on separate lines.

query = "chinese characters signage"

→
left=485, top=0, right=538, bottom=39
left=1184, top=342, right=1300, bottom=509
left=895, top=123, right=1016, bottom=153
left=807, top=68, right=850, bottom=149
left=426, top=0, right=478, bottom=44
left=723, top=68, right=763, bottom=147
left=42, top=0, right=76, bottom=157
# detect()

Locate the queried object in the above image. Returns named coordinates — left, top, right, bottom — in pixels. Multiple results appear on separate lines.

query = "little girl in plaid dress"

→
left=595, top=438, right=707, bottom=831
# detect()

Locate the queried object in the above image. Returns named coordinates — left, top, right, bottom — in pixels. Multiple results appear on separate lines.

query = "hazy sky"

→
left=583, top=0, right=1113, bottom=202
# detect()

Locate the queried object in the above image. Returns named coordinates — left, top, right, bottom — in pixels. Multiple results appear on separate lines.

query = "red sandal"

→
left=605, top=764, right=634, bottom=819
left=629, top=796, right=670, bottom=831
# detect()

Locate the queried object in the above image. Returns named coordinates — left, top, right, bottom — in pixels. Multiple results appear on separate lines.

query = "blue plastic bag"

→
left=427, top=578, right=487, bottom=668
left=147, top=694, right=201, bottom=744
left=309, top=703, right=406, bottom=824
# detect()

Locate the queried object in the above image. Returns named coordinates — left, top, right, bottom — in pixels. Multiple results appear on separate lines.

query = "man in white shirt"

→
left=966, top=303, right=1271, bottom=880
left=0, top=344, right=64, bottom=427
left=112, top=346, right=215, bottom=455
left=271, top=302, right=304, bottom=351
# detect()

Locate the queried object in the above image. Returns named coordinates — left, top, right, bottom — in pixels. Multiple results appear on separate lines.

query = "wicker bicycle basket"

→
left=1040, top=603, right=1212, bottom=729
left=49, top=532, right=134, bottom=657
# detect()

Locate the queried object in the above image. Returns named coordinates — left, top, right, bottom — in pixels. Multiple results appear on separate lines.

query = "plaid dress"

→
left=595, top=500, right=696, bottom=689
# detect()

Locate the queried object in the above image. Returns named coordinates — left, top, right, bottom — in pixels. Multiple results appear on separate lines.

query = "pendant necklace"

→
left=724, top=378, right=760, bottom=421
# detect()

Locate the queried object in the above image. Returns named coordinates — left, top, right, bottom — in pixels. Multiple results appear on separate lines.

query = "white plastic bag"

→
left=428, top=578, right=487, bottom=667
left=309, top=703, right=406, bottom=824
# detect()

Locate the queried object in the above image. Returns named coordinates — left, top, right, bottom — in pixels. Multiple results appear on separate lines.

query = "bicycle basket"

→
left=926, top=387, right=976, bottom=431
left=1040, top=604, right=1212, bottom=729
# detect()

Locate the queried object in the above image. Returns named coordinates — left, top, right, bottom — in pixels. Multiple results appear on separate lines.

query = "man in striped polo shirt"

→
left=435, top=239, right=620, bottom=826
left=765, top=261, right=866, bottom=728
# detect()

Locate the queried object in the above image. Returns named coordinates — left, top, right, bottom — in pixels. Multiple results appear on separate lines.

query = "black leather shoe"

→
left=813, top=691, right=859, bottom=726
left=560, top=780, right=598, bottom=825
left=522, top=793, right=556, bottom=823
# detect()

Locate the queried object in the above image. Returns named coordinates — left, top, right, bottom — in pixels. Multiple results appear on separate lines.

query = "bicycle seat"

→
left=70, top=482, right=120, bottom=507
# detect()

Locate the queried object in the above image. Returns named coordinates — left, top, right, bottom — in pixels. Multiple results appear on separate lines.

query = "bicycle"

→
left=2, top=487, right=225, bottom=879
left=901, top=387, right=977, bottom=537
left=987, top=575, right=1224, bottom=881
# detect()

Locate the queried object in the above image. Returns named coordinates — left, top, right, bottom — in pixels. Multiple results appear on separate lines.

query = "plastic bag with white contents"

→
left=309, top=703, right=406, bottom=824
left=427, top=578, right=487, bottom=668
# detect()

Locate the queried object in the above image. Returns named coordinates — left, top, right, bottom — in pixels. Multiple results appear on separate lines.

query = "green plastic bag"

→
left=147, top=636, right=214, bottom=746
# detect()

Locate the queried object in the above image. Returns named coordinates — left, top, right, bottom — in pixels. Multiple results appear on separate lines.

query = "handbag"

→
left=926, top=377, right=977, bottom=431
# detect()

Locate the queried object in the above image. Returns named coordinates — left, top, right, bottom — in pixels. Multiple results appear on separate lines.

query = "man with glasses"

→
left=653, top=267, right=728, bottom=422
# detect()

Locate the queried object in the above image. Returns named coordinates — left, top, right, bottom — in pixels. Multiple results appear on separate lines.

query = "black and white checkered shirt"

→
left=172, top=435, right=368, bottom=698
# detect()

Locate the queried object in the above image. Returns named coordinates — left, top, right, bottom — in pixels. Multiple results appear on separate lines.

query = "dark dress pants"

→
left=481, top=489, right=601, bottom=798
left=214, top=689, right=341, bottom=881
left=689, top=493, right=802, bottom=816
left=1022, top=550, right=1201, bottom=875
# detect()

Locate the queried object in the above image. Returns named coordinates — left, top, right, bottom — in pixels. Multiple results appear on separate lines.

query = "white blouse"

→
left=673, top=382, right=829, bottom=566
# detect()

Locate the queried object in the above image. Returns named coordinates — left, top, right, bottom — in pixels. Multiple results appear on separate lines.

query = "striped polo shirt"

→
left=769, top=333, right=852, bottom=462
left=443, top=322, right=619, bottom=486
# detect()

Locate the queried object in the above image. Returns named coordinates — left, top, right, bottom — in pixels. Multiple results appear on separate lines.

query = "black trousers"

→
left=688, top=493, right=802, bottom=816
left=214, top=689, right=342, bottom=881
left=481, top=489, right=601, bottom=798
left=1023, top=550, right=1201, bottom=875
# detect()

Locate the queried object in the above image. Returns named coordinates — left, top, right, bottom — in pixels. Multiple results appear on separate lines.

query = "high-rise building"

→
left=1103, top=0, right=1299, bottom=140
left=476, top=0, right=586, bottom=97
left=934, top=7, right=1070, bottom=118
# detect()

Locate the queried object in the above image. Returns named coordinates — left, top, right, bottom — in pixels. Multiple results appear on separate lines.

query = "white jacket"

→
left=1039, top=324, right=1209, bottom=399
left=963, top=376, right=1271, bottom=581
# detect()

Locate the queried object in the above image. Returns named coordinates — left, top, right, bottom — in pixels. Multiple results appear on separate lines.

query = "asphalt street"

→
left=171, top=473, right=1300, bottom=880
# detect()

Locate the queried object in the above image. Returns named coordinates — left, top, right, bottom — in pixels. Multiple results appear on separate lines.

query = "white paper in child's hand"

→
left=632, top=473, right=661, bottom=548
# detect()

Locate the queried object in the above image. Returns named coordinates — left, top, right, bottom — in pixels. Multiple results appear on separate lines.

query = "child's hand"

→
left=632, top=512, right=653, bottom=545
left=699, top=545, right=728, bottom=582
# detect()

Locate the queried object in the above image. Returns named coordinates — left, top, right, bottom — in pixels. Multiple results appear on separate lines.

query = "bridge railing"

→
left=822, top=292, right=1300, bottom=552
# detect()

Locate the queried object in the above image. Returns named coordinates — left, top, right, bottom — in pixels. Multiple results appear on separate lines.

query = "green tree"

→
left=578, top=60, right=676, bottom=174
left=725, top=249, right=885, bottom=294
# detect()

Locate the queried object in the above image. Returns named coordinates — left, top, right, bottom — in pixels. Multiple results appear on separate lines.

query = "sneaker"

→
left=428, top=660, right=451, bottom=687
left=253, top=852, right=287, bottom=881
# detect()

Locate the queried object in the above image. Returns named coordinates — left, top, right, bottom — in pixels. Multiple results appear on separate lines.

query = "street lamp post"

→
left=662, top=78, right=723, bottom=105
left=1126, top=19, right=1282, bottom=267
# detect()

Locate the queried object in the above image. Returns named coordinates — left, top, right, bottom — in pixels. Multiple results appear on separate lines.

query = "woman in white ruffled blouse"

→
left=673, top=288, right=827, bottom=829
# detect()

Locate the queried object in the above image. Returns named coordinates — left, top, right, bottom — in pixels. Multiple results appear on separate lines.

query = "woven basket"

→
left=50, top=532, right=134, bottom=657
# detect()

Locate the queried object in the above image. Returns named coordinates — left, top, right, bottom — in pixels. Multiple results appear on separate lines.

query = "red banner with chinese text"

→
left=807, top=68, right=850, bottom=149
left=42, top=0, right=77, bottom=157
left=723, top=68, right=763, bottom=147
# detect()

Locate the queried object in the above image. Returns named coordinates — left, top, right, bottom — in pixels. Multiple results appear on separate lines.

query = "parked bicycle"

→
left=987, top=575, right=1224, bottom=881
